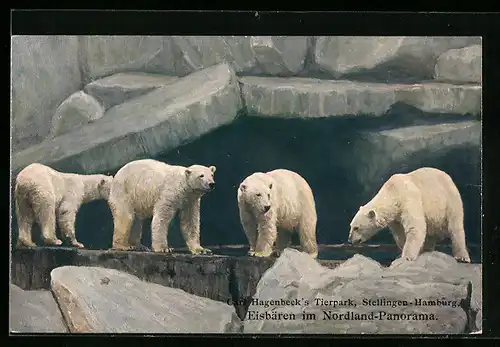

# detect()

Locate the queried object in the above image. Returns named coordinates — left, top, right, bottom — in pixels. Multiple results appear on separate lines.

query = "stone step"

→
left=240, top=76, right=481, bottom=118
left=12, top=62, right=242, bottom=175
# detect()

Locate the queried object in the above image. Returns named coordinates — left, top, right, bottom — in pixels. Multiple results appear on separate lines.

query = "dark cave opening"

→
left=11, top=111, right=482, bottom=263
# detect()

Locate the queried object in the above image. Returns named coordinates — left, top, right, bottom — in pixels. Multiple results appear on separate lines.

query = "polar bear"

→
left=14, top=163, right=113, bottom=249
left=108, top=159, right=216, bottom=255
left=237, top=169, right=318, bottom=259
left=348, top=167, right=471, bottom=263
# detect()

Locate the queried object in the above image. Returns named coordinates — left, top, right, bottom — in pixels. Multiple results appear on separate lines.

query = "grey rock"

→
left=314, top=36, right=481, bottom=81
left=50, top=91, right=105, bottom=137
left=434, top=45, right=482, bottom=84
left=12, top=63, right=242, bottom=175
left=169, top=36, right=308, bottom=77
left=9, top=284, right=68, bottom=333
left=243, top=248, right=477, bottom=334
left=396, top=83, right=481, bottom=115
left=84, top=72, right=178, bottom=110
left=240, top=76, right=482, bottom=118
left=50, top=266, right=242, bottom=333
left=251, top=36, right=309, bottom=76
left=80, top=36, right=169, bottom=81
left=11, top=36, right=82, bottom=151
left=350, top=120, right=481, bottom=192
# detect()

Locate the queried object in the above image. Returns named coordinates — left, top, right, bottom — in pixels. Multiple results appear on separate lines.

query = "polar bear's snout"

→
left=348, top=227, right=362, bottom=244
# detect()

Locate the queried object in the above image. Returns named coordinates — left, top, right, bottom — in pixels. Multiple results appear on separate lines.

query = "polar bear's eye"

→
left=199, top=174, right=204, bottom=178
left=256, top=193, right=262, bottom=197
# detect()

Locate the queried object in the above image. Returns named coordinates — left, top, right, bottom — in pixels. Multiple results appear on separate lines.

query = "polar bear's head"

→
left=348, top=206, right=385, bottom=244
left=238, top=173, right=274, bottom=215
left=185, top=165, right=216, bottom=193
left=96, top=174, right=114, bottom=200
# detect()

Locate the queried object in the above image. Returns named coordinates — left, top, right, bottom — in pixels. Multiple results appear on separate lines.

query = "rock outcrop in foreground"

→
left=244, top=249, right=482, bottom=334
left=9, top=284, right=68, bottom=333
left=10, top=247, right=482, bottom=334
left=50, top=266, right=242, bottom=333
left=10, top=246, right=344, bottom=321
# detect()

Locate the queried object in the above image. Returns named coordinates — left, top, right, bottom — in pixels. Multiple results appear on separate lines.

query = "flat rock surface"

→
left=51, top=266, right=242, bottom=333
left=240, top=77, right=481, bottom=118
left=243, top=249, right=480, bottom=334
left=434, top=45, right=482, bottom=84
left=10, top=284, right=68, bottom=333
left=84, top=72, right=178, bottom=110
left=80, top=36, right=168, bottom=81
left=12, top=62, right=242, bottom=175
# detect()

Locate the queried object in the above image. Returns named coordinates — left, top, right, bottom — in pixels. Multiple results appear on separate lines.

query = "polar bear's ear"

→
left=209, top=166, right=216, bottom=174
left=269, top=183, right=273, bottom=189
left=185, top=168, right=192, bottom=177
left=367, top=210, right=376, bottom=219
left=240, top=184, right=247, bottom=191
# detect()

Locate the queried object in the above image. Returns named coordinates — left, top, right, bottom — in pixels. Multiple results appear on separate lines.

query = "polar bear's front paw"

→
left=16, top=238, right=36, bottom=248
left=71, top=241, right=85, bottom=249
left=43, top=238, right=63, bottom=246
left=153, top=247, right=174, bottom=253
left=402, top=253, right=418, bottom=261
left=111, top=245, right=134, bottom=251
left=454, top=256, right=471, bottom=263
left=191, top=247, right=212, bottom=255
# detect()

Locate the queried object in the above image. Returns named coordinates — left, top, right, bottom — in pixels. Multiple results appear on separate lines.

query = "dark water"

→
left=10, top=114, right=481, bottom=263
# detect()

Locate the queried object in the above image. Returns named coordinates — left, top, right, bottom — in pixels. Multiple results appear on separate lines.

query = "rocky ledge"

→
left=12, top=62, right=481, bottom=177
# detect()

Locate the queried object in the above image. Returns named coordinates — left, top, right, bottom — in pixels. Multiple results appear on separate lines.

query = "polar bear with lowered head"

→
left=109, top=159, right=216, bottom=254
left=237, top=169, right=318, bottom=259
left=14, top=163, right=113, bottom=249
left=348, top=167, right=471, bottom=263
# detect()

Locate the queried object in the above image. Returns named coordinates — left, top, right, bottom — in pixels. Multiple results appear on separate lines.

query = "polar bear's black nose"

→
left=209, top=182, right=216, bottom=189
left=264, top=205, right=271, bottom=213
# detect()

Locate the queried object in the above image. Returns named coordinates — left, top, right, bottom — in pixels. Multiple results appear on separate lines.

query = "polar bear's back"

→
left=267, top=169, right=314, bottom=203
left=390, top=167, right=463, bottom=231
left=266, top=169, right=316, bottom=227
left=111, top=159, right=184, bottom=217
left=15, top=163, right=70, bottom=202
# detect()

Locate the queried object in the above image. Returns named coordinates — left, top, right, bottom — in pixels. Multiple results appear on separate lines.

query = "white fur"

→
left=108, top=159, right=215, bottom=254
left=237, top=169, right=318, bottom=259
left=14, top=163, right=113, bottom=249
left=348, top=167, right=470, bottom=263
